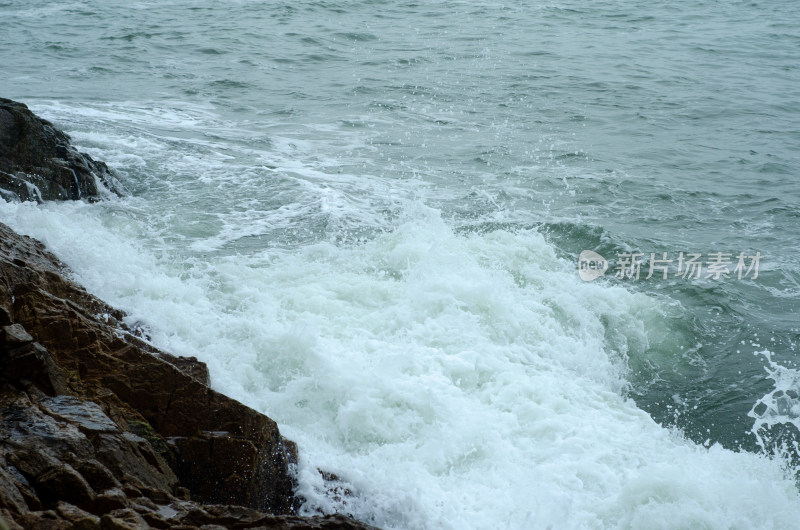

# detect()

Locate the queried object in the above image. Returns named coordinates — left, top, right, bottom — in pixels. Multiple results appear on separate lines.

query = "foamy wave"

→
left=2, top=198, right=799, bottom=529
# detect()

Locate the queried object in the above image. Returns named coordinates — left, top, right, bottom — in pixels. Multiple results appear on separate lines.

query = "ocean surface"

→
left=2, top=0, right=800, bottom=528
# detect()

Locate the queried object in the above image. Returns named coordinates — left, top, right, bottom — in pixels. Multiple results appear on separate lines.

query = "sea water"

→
left=1, top=1, right=800, bottom=528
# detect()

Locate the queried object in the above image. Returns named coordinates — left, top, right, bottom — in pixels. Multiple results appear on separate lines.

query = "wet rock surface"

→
left=0, top=98, right=124, bottom=202
left=0, top=224, right=378, bottom=530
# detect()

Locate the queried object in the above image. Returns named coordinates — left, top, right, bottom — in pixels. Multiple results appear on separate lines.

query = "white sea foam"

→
left=749, top=350, right=800, bottom=455
left=2, top=198, right=799, bottom=529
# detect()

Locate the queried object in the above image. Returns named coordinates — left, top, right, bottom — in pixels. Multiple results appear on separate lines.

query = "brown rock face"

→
left=0, top=225, right=377, bottom=530
left=0, top=98, right=124, bottom=202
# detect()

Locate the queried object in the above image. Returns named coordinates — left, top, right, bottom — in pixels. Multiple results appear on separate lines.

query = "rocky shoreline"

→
left=0, top=98, right=124, bottom=202
left=0, top=100, right=377, bottom=529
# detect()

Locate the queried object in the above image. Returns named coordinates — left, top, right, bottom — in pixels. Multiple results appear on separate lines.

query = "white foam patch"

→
left=749, top=349, right=800, bottom=454
left=2, top=199, right=799, bottom=530
left=28, top=101, right=414, bottom=253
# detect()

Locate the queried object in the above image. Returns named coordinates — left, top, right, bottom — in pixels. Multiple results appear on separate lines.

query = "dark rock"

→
left=19, top=509, right=70, bottom=529
left=316, top=470, right=356, bottom=509
left=0, top=510, right=24, bottom=530
left=0, top=306, right=12, bottom=327
left=100, top=509, right=148, bottom=529
left=174, top=486, right=191, bottom=501
left=72, top=460, right=122, bottom=492
left=125, top=419, right=175, bottom=471
left=94, top=488, right=129, bottom=513
left=56, top=501, right=101, bottom=527
left=1, top=464, right=41, bottom=511
left=127, top=496, right=159, bottom=512
left=0, top=98, right=124, bottom=202
left=137, top=485, right=173, bottom=505
left=120, top=484, right=142, bottom=499
left=0, top=390, right=177, bottom=497
left=1, top=324, right=32, bottom=346
left=1, top=395, right=97, bottom=473
left=170, top=429, right=297, bottom=513
left=156, top=352, right=211, bottom=386
left=35, top=464, right=96, bottom=511
left=72, top=518, right=102, bottom=530
left=0, top=466, right=28, bottom=515
left=41, top=396, right=119, bottom=433
left=136, top=509, right=172, bottom=529
left=92, top=431, right=177, bottom=493
left=0, top=341, right=69, bottom=396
